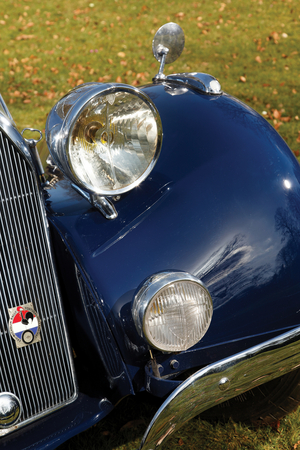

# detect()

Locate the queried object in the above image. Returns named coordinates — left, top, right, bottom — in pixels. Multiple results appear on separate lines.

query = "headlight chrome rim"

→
left=46, top=83, right=163, bottom=197
left=132, top=271, right=213, bottom=352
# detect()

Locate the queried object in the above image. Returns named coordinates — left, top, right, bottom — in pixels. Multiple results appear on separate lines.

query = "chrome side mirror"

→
left=152, top=22, right=185, bottom=81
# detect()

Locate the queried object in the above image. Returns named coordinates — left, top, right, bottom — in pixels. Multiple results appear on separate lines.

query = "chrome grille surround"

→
left=0, top=113, right=77, bottom=437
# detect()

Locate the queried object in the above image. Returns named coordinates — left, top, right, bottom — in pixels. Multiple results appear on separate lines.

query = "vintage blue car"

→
left=1, top=23, right=300, bottom=450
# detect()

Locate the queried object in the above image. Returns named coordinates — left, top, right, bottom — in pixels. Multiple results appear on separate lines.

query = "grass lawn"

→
left=1, top=0, right=300, bottom=448
left=57, top=394, right=300, bottom=450
left=1, top=0, right=300, bottom=161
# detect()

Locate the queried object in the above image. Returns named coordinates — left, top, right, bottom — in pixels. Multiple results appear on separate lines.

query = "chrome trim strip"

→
left=0, top=95, right=15, bottom=124
left=139, top=325, right=300, bottom=450
left=0, top=113, right=34, bottom=166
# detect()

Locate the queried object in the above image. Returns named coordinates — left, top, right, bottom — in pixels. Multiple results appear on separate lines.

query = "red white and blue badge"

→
left=8, top=303, right=41, bottom=348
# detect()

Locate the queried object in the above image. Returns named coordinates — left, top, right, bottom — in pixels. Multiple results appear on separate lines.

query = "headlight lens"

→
left=46, top=84, right=162, bottom=196
left=132, top=272, right=213, bottom=352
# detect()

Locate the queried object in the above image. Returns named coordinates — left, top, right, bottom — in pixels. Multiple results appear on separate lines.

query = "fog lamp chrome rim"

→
left=132, top=271, right=213, bottom=352
left=0, top=392, right=22, bottom=428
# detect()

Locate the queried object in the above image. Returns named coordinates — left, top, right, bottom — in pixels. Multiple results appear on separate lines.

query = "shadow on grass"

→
left=57, top=394, right=159, bottom=450
left=57, top=392, right=300, bottom=450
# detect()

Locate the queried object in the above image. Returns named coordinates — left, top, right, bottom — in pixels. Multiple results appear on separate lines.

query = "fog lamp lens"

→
left=133, top=272, right=213, bottom=352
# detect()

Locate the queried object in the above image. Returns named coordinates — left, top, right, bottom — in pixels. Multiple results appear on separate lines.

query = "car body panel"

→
left=44, top=82, right=300, bottom=389
left=2, top=64, right=300, bottom=448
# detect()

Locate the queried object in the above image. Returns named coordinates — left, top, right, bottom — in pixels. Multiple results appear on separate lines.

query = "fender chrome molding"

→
left=139, top=325, right=300, bottom=450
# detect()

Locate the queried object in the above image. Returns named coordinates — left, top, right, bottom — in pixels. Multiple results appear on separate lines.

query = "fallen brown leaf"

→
left=270, top=31, right=280, bottom=44
left=270, top=419, right=281, bottom=432
left=15, top=34, right=35, bottom=40
left=274, top=122, right=282, bottom=130
left=119, top=419, right=144, bottom=432
left=43, top=90, right=56, bottom=99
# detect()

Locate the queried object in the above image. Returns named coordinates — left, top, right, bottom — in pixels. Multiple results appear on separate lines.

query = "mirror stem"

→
left=153, top=46, right=169, bottom=81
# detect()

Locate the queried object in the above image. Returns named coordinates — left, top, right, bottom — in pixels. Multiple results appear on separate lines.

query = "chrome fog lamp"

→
left=0, top=392, right=21, bottom=428
left=132, top=272, right=213, bottom=352
left=46, top=83, right=162, bottom=196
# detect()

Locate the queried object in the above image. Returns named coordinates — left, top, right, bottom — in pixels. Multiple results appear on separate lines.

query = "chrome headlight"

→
left=132, top=272, right=213, bottom=352
left=46, top=83, right=162, bottom=196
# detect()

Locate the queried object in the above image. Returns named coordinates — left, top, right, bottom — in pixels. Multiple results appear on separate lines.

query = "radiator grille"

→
left=0, top=129, right=76, bottom=435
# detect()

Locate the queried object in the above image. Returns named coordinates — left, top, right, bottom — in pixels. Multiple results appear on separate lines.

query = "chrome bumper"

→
left=139, top=326, right=300, bottom=450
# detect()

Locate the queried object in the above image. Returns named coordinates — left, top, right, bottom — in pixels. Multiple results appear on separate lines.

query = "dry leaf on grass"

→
left=15, top=34, right=35, bottom=40
left=119, top=419, right=145, bottom=432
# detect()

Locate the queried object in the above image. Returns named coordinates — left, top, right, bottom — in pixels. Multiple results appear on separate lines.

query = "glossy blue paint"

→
left=45, top=81, right=300, bottom=393
left=0, top=393, right=113, bottom=450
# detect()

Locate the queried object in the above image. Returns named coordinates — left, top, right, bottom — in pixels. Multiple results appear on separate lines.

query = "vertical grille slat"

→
left=0, top=129, right=76, bottom=436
